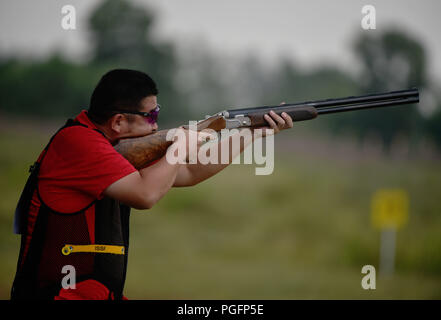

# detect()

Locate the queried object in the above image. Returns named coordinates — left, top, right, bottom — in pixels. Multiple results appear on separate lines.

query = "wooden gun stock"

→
left=114, top=130, right=172, bottom=170
left=114, top=115, right=226, bottom=169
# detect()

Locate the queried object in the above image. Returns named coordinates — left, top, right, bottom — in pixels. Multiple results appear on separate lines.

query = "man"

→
left=11, top=69, right=293, bottom=300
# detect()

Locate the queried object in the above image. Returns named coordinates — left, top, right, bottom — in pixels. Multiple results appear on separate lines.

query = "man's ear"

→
left=109, top=114, right=127, bottom=134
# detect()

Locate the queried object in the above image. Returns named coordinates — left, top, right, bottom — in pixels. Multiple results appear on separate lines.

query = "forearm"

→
left=139, top=154, right=182, bottom=202
left=103, top=151, right=183, bottom=209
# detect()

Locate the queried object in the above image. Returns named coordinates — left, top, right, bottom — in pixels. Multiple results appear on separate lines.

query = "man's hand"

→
left=263, top=110, right=294, bottom=134
left=254, top=102, right=294, bottom=138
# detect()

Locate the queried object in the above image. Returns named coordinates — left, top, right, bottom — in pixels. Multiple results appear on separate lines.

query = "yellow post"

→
left=371, top=189, right=409, bottom=276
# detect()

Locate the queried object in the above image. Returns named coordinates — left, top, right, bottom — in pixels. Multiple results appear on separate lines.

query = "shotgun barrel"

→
left=223, top=88, right=419, bottom=127
left=226, top=88, right=419, bottom=117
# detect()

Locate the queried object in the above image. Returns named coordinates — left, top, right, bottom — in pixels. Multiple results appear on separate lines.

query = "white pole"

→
left=379, top=228, right=396, bottom=276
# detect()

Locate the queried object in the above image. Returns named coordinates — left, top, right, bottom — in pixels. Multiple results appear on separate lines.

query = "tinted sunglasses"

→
left=113, top=105, right=161, bottom=124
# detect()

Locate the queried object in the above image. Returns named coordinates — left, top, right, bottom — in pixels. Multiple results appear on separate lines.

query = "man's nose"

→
left=152, top=122, right=158, bottom=130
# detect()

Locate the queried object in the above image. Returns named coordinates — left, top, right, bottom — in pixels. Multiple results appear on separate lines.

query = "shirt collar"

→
left=74, top=110, right=99, bottom=130
left=74, top=110, right=111, bottom=142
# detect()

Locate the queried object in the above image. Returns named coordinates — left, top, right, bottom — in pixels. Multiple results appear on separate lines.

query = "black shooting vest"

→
left=11, top=119, right=131, bottom=300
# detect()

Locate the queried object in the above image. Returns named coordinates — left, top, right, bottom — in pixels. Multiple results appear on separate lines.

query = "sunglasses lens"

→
left=146, top=107, right=160, bottom=124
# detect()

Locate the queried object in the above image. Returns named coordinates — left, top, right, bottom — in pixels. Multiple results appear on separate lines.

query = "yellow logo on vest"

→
left=62, top=244, right=125, bottom=256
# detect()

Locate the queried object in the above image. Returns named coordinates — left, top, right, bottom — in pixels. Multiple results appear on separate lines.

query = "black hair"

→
left=88, top=69, right=158, bottom=124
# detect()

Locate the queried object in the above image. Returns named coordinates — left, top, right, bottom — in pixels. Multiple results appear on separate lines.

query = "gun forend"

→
left=222, top=105, right=318, bottom=128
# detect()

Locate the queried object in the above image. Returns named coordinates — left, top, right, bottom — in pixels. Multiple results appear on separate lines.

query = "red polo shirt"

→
left=37, top=110, right=137, bottom=213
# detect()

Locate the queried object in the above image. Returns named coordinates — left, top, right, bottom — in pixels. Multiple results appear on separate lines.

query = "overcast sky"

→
left=0, top=0, right=440, bottom=81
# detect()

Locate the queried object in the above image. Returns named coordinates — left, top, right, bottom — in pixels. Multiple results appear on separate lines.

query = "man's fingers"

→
left=281, top=112, right=294, bottom=128
left=263, top=109, right=294, bottom=135
left=264, top=113, right=280, bottom=133
left=269, top=110, right=286, bottom=127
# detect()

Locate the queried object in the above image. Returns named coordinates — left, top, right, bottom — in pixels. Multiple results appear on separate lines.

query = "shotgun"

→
left=114, top=88, right=419, bottom=169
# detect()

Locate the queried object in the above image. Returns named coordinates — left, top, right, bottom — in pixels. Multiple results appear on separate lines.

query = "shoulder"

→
left=52, top=125, right=111, bottom=153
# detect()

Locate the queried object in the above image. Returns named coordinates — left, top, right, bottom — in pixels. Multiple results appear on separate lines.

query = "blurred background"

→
left=0, top=0, right=440, bottom=299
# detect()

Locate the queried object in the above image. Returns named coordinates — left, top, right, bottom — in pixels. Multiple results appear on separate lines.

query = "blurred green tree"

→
left=333, top=29, right=427, bottom=152
left=0, top=0, right=187, bottom=124
left=0, top=55, right=97, bottom=117
left=88, top=0, right=187, bottom=124
left=89, top=0, right=155, bottom=65
left=426, top=107, right=441, bottom=149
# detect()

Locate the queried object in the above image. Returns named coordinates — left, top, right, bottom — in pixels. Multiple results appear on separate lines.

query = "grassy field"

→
left=0, top=125, right=440, bottom=299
